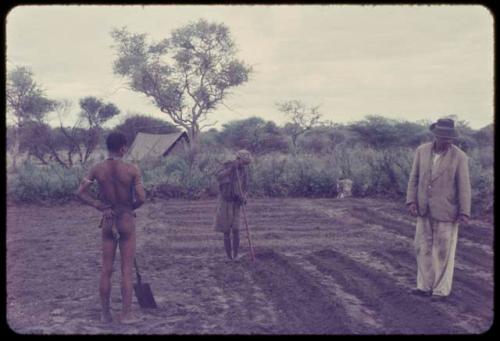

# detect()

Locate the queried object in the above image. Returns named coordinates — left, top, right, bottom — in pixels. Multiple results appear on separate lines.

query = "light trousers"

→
left=414, top=216, right=459, bottom=296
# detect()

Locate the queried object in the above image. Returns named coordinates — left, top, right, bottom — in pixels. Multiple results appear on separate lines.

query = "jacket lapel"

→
left=430, top=146, right=454, bottom=182
left=422, top=143, right=433, bottom=182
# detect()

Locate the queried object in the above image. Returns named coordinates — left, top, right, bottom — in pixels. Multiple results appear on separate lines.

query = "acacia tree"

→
left=348, top=115, right=433, bottom=149
left=79, top=96, right=120, bottom=162
left=16, top=121, right=69, bottom=166
left=277, top=100, right=322, bottom=151
left=299, top=125, right=347, bottom=154
left=58, top=97, right=120, bottom=165
left=6, top=66, right=57, bottom=170
left=110, top=19, right=252, bottom=144
left=52, top=99, right=80, bottom=167
left=217, top=117, right=289, bottom=154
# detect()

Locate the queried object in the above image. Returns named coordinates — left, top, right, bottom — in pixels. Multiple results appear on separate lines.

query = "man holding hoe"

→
left=77, top=132, right=146, bottom=323
left=213, top=150, right=253, bottom=261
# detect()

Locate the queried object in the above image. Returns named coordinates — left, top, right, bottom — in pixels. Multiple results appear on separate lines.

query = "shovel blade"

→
left=134, top=282, right=158, bottom=309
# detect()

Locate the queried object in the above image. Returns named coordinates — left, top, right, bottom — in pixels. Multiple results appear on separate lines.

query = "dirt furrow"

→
left=7, top=199, right=493, bottom=334
left=347, top=207, right=494, bottom=272
left=209, top=259, right=280, bottom=334
left=368, top=247, right=493, bottom=333
left=247, top=249, right=354, bottom=334
left=284, top=252, right=385, bottom=334
left=307, top=249, right=468, bottom=334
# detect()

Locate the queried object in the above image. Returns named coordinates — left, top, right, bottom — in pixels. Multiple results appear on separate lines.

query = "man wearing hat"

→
left=406, top=118, right=471, bottom=300
left=213, top=150, right=252, bottom=261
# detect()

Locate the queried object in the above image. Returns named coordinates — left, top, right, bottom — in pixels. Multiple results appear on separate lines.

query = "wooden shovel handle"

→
left=134, top=257, right=142, bottom=284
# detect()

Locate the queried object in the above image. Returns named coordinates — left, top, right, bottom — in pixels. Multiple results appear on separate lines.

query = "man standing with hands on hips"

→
left=76, top=132, right=146, bottom=323
left=406, top=118, right=471, bottom=301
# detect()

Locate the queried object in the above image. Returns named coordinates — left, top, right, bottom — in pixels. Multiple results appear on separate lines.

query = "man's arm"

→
left=457, top=154, right=472, bottom=222
left=132, top=165, right=146, bottom=210
left=76, top=167, right=110, bottom=211
left=406, top=148, right=420, bottom=216
left=233, top=166, right=247, bottom=205
left=215, top=162, right=235, bottom=184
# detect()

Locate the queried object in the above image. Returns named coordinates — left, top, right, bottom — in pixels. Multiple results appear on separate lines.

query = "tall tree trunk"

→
left=32, top=152, right=49, bottom=165
left=48, top=149, right=70, bottom=168
left=11, top=132, right=20, bottom=172
left=291, top=134, right=299, bottom=154
left=189, top=125, right=199, bottom=148
left=67, top=150, right=73, bottom=167
left=78, top=145, right=84, bottom=165
left=10, top=119, right=22, bottom=173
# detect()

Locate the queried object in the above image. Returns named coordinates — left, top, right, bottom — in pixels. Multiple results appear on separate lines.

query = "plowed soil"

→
left=6, top=197, right=494, bottom=334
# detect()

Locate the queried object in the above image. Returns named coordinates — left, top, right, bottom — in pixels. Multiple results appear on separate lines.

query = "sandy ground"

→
left=6, top=197, right=494, bottom=334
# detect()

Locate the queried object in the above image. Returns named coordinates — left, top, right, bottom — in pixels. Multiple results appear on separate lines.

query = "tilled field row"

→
left=6, top=198, right=493, bottom=334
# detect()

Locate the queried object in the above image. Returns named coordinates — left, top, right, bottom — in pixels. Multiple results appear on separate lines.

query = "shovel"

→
left=133, top=257, right=158, bottom=309
left=235, top=168, right=256, bottom=261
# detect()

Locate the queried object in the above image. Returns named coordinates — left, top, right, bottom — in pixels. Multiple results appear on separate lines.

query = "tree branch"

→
left=200, top=121, right=218, bottom=130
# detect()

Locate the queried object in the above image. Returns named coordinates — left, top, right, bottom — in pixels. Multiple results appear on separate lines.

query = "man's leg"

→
left=414, top=216, right=434, bottom=293
left=100, top=229, right=118, bottom=323
left=431, top=221, right=459, bottom=297
left=224, top=232, right=232, bottom=260
left=116, top=213, right=137, bottom=322
left=232, top=229, right=240, bottom=259
left=232, top=205, right=241, bottom=260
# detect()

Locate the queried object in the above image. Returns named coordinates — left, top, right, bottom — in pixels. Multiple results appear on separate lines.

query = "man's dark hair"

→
left=106, top=132, right=128, bottom=152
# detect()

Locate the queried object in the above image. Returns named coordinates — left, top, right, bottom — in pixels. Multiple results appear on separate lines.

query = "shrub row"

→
left=8, top=146, right=493, bottom=217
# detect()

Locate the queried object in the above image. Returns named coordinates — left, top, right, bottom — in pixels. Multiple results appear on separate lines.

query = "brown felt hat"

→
left=429, top=118, right=458, bottom=138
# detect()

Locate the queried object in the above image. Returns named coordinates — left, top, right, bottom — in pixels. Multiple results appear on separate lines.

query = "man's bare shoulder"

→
left=121, top=161, right=141, bottom=174
left=89, top=161, right=117, bottom=180
left=88, top=161, right=106, bottom=174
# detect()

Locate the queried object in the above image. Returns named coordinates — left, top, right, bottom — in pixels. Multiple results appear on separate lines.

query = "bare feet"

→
left=118, top=311, right=140, bottom=324
left=100, top=310, right=113, bottom=324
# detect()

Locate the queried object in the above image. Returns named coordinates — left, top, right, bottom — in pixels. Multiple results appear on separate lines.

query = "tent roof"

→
left=125, top=131, right=188, bottom=161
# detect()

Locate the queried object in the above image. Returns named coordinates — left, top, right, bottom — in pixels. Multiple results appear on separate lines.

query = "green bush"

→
left=8, top=160, right=85, bottom=202
left=139, top=151, right=225, bottom=199
left=7, top=142, right=493, bottom=219
left=140, top=159, right=173, bottom=195
left=468, top=146, right=494, bottom=169
left=469, top=158, right=494, bottom=217
left=282, top=154, right=339, bottom=197
left=250, top=153, right=289, bottom=196
left=249, top=153, right=341, bottom=197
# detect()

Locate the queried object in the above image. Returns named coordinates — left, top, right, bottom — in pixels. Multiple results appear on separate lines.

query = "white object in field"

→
left=337, top=179, right=353, bottom=199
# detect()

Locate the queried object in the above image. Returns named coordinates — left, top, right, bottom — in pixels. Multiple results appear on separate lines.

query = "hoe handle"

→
left=235, top=168, right=256, bottom=261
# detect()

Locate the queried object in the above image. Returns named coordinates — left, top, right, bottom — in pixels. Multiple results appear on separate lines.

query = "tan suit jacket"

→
left=406, top=142, right=471, bottom=222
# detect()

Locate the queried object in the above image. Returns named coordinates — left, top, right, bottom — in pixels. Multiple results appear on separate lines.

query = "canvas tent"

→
left=125, top=131, right=189, bottom=161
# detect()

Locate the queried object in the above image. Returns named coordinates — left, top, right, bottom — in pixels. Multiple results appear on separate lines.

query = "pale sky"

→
left=6, top=4, right=494, bottom=130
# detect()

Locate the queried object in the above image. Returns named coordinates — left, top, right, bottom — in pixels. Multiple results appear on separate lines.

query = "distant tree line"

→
left=6, top=18, right=493, bottom=217
left=6, top=67, right=493, bottom=169
left=7, top=81, right=493, bottom=217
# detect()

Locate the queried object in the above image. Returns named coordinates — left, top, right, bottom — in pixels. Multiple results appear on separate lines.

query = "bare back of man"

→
left=77, top=155, right=145, bottom=324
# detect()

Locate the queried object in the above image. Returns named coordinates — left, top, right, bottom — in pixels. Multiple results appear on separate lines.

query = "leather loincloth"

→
left=99, top=208, right=136, bottom=240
